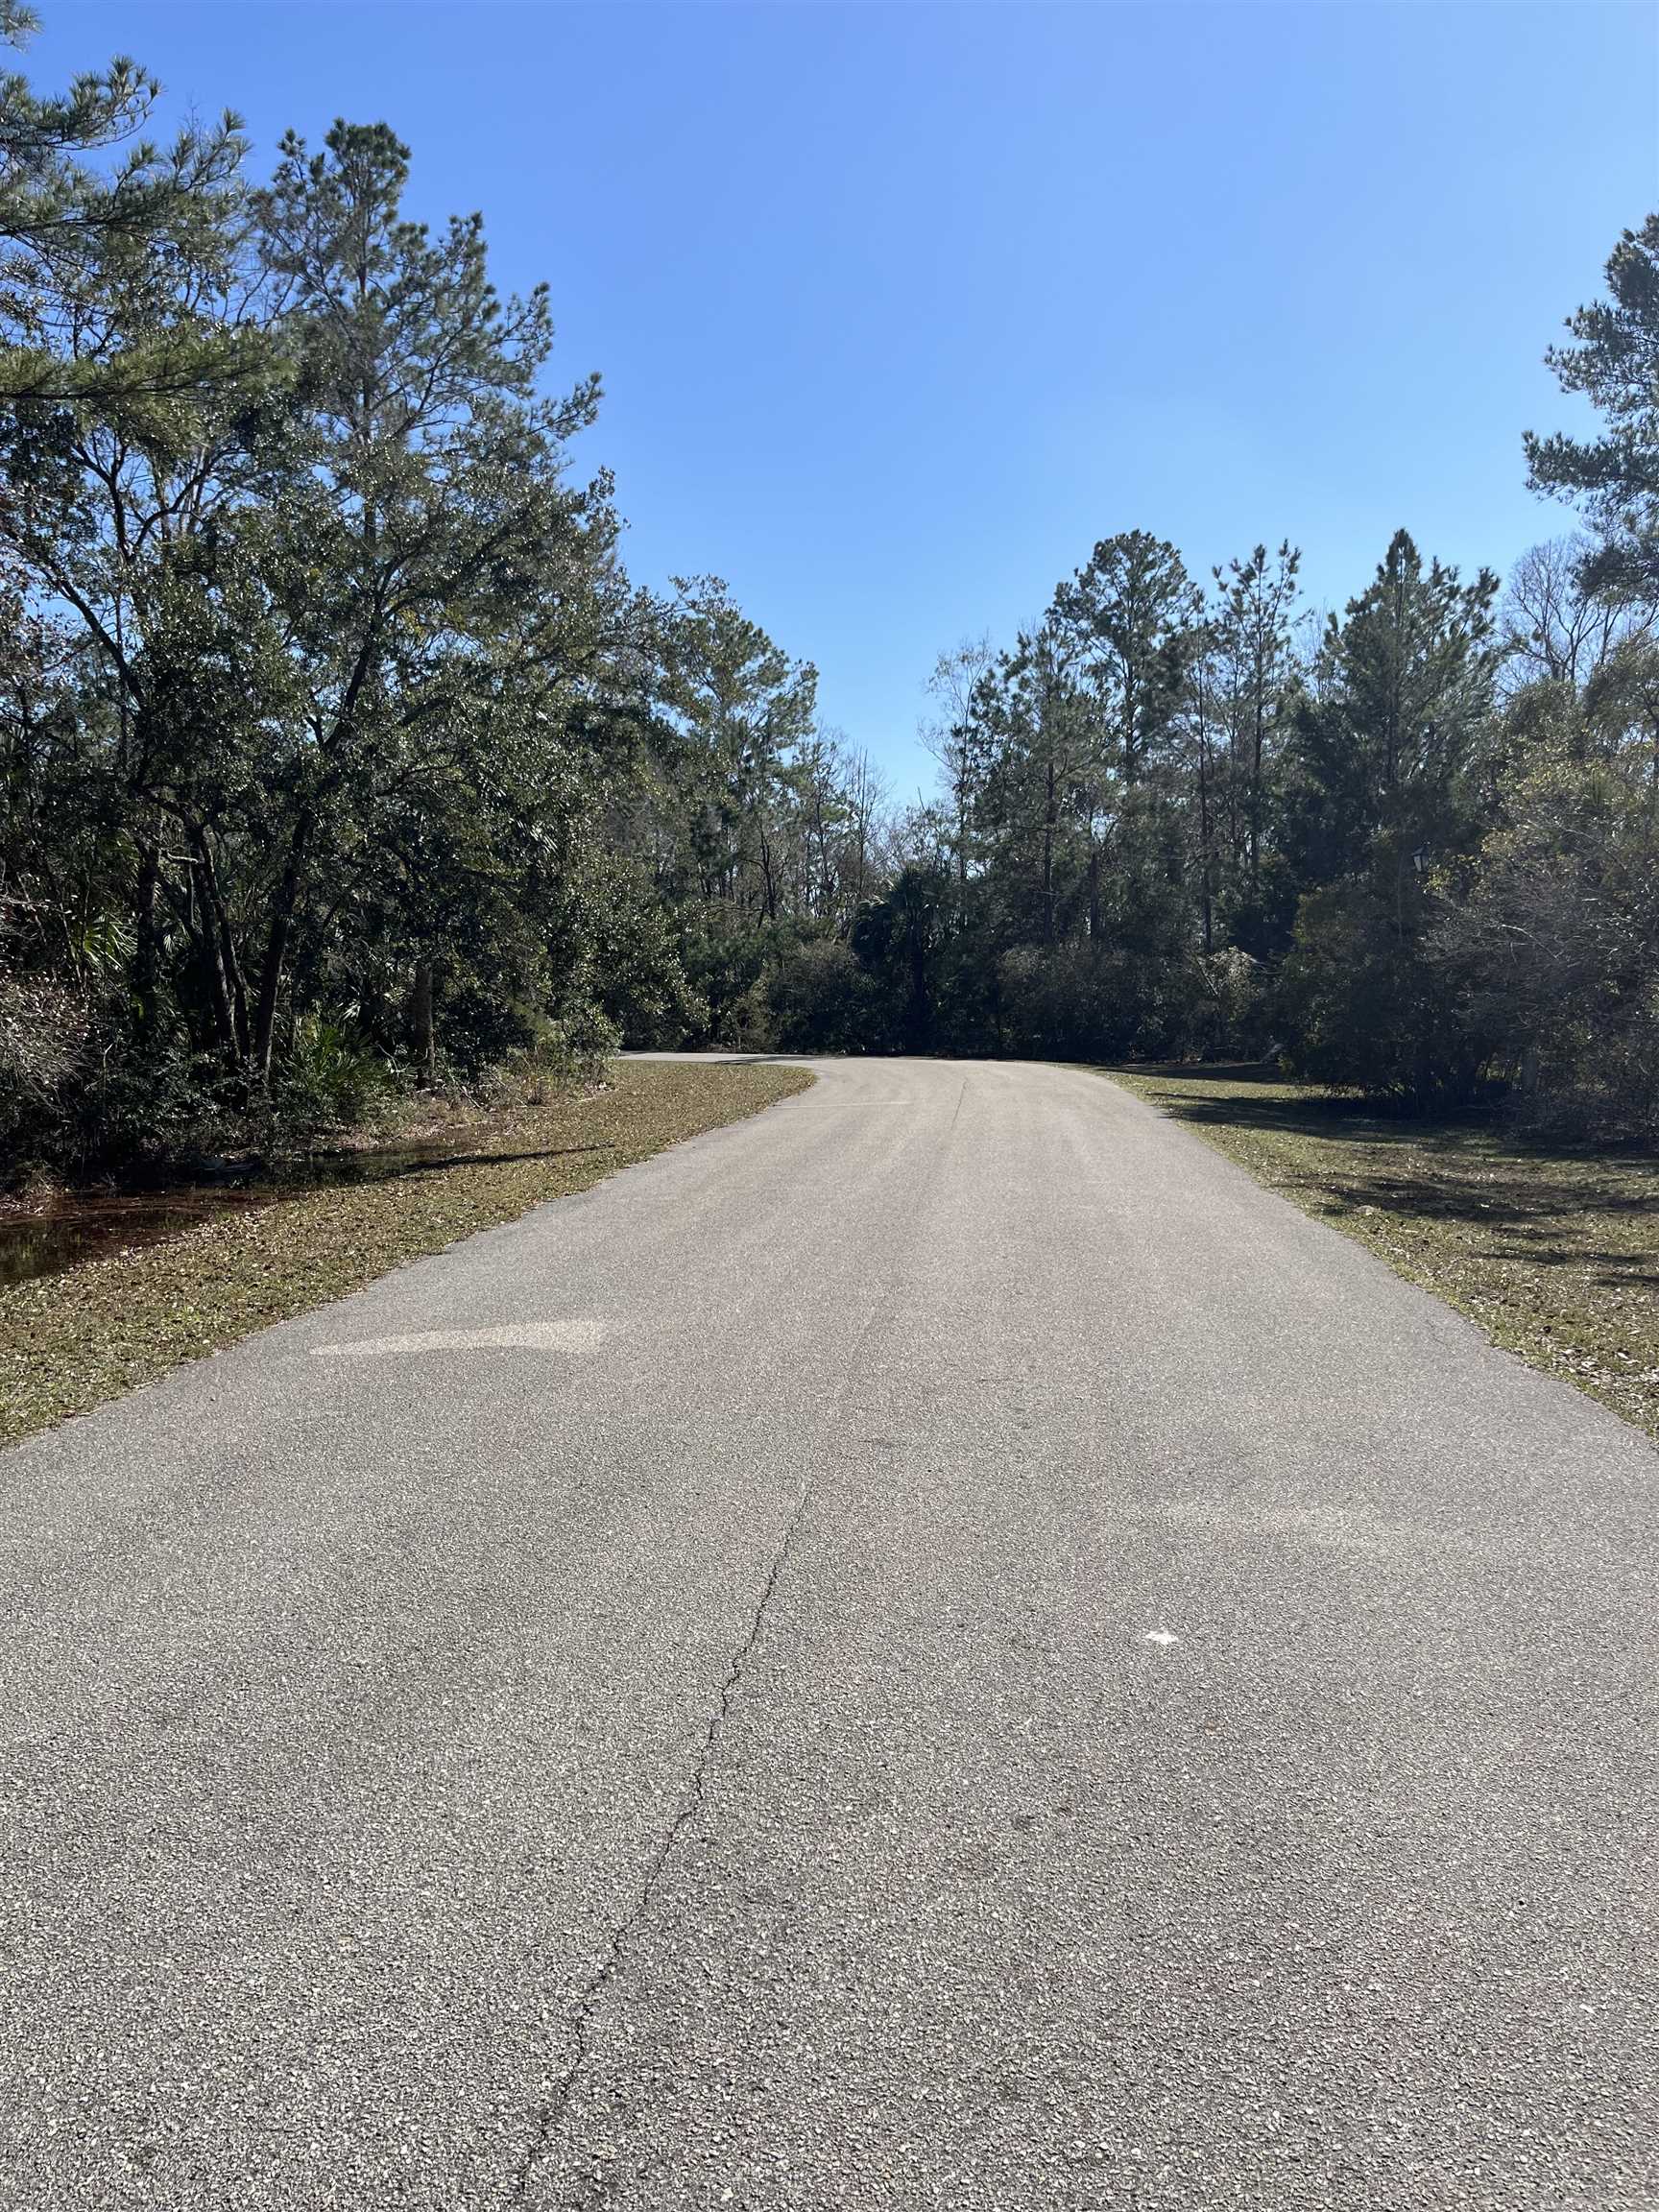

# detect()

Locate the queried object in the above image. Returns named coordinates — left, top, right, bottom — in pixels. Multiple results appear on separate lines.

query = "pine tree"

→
left=1525, top=214, right=1659, bottom=603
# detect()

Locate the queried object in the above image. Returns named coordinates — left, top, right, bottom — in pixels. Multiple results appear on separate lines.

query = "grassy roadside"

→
left=1106, top=1064, right=1659, bottom=1444
left=0, top=1057, right=811, bottom=1449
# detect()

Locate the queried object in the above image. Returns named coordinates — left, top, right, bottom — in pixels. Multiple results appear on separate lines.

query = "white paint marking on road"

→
left=1143, top=1629, right=1180, bottom=1647
left=311, top=1319, right=607, bottom=1359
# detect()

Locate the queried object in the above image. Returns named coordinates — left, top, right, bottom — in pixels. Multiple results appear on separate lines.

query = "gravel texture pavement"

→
left=2, top=1055, right=1653, bottom=2208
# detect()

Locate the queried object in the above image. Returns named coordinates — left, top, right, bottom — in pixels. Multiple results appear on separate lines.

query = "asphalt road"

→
left=2, top=1056, right=1654, bottom=2210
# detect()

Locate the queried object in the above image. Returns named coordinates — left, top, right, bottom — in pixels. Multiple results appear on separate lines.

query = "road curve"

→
left=1, top=1056, right=1654, bottom=2209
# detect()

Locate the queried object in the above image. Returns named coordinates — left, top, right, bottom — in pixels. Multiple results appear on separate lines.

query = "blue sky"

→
left=25, top=1, right=1659, bottom=793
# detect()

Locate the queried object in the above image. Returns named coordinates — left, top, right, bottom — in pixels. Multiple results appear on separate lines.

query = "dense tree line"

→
left=756, top=225, right=1659, bottom=1143
left=0, top=7, right=1653, bottom=1171
left=0, top=12, right=888, bottom=1166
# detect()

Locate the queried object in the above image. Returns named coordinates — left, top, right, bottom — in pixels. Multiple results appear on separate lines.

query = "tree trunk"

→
left=1043, top=758, right=1057, bottom=945
left=132, top=838, right=161, bottom=1031
left=1249, top=688, right=1264, bottom=896
left=252, top=809, right=312, bottom=1084
left=191, top=828, right=251, bottom=1062
left=1197, top=727, right=1214, bottom=957
left=409, top=957, right=436, bottom=1085
left=197, top=899, right=239, bottom=1058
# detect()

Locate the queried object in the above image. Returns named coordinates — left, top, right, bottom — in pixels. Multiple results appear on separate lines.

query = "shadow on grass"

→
left=301, top=1139, right=616, bottom=1187
left=1118, top=1060, right=1293, bottom=1088
left=1119, top=1065, right=1659, bottom=1243
left=1117, top=1063, right=1463, bottom=1146
left=1314, top=1165, right=1658, bottom=1225
left=1316, top=1175, right=1659, bottom=1290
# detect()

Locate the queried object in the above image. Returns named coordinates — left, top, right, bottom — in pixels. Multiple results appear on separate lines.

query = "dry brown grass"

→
left=1, top=1058, right=811, bottom=1448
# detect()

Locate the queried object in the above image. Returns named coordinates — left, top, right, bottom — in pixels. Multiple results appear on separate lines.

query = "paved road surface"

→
left=2, top=1057, right=1654, bottom=2209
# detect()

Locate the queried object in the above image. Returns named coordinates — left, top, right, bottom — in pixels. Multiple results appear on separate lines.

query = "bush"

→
left=1192, top=947, right=1272, bottom=1059
left=1429, top=752, right=1659, bottom=1143
left=766, top=938, right=886, bottom=1053
left=674, top=911, right=773, bottom=1047
left=1282, top=878, right=1487, bottom=1107
left=272, top=1015, right=397, bottom=1138
left=0, top=971, right=94, bottom=1174
left=996, top=945, right=1129, bottom=1062
left=508, top=1006, right=623, bottom=1098
left=722, top=978, right=777, bottom=1050
left=0, top=971, right=262, bottom=1176
left=1516, top=989, right=1659, bottom=1144
left=436, top=982, right=541, bottom=1078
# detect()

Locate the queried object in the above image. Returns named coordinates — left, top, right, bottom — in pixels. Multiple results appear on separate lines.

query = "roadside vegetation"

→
left=1111, top=1065, right=1659, bottom=1442
left=0, top=1058, right=809, bottom=1447
left=0, top=8, right=1653, bottom=1444
left=2, top=0, right=1657, bottom=1188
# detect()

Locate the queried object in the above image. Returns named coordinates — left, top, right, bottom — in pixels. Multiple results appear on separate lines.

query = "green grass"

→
left=0, top=1057, right=812, bottom=1449
left=1107, top=1063, right=1659, bottom=1444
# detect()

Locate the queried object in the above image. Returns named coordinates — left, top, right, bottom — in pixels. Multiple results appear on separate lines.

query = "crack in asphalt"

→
left=509, top=1118, right=949, bottom=2204
left=509, top=1482, right=816, bottom=2206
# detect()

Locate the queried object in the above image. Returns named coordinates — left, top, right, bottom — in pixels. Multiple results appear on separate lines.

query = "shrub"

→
left=1282, top=879, right=1487, bottom=1107
left=1193, top=946, right=1272, bottom=1059
left=509, top=1007, right=623, bottom=1098
left=996, top=945, right=1126, bottom=1062
left=272, top=1015, right=397, bottom=1138
left=766, top=938, right=885, bottom=1053
left=0, top=971, right=93, bottom=1174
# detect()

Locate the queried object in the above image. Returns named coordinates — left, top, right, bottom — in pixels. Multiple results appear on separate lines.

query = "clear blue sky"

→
left=27, top=1, right=1659, bottom=792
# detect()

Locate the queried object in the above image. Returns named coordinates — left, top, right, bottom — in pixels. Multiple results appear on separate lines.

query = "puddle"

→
left=0, top=1191, right=271, bottom=1286
left=0, top=1131, right=615, bottom=1288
